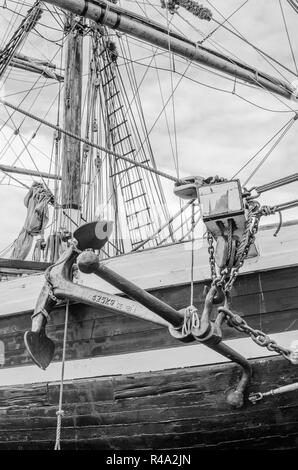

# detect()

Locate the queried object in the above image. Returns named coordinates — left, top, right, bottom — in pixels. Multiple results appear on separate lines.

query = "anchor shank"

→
left=77, top=251, right=184, bottom=328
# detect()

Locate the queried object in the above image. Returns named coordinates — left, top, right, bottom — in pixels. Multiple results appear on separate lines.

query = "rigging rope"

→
left=203, top=1, right=297, bottom=114
left=117, top=53, right=298, bottom=114
left=279, top=0, right=298, bottom=75
left=0, top=98, right=181, bottom=183
left=207, top=0, right=298, bottom=80
left=287, top=0, right=298, bottom=14
left=201, top=0, right=248, bottom=45
left=54, top=300, right=69, bottom=451
left=253, top=172, right=298, bottom=195
left=190, top=201, right=195, bottom=306
left=232, top=116, right=297, bottom=179
left=132, top=199, right=194, bottom=251
left=243, top=115, right=298, bottom=186
left=0, top=0, right=43, bottom=78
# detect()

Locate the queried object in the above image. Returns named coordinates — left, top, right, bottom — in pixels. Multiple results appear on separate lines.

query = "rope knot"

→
left=259, top=205, right=276, bottom=216
left=181, top=305, right=200, bottom=336
left=56, top=410, right=64, bottom=418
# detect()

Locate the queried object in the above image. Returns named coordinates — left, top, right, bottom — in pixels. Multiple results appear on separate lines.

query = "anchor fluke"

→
left=226, top=389, right=244, bottom=409
left=24, top=282, right=58, bottom=369
left=24, top=330, right=55, bottom=370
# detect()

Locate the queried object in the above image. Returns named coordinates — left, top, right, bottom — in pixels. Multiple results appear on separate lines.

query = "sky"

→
left=0, top=0, right=298, bottom=254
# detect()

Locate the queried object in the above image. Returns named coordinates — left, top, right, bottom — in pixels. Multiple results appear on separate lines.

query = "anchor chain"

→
left=206, top=197, right=297, bottom=364
left=218, top=304, right=292, bottom=361
left=207, top=199, right=261, bottom=295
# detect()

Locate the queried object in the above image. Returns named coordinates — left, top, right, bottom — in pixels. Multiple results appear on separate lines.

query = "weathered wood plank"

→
left=0, top=264, right=297, bottom=368
left=1, top=401, right=298, bottom=436
left=1, top=305, right=297, bottom=367
left=0, top=357, right=298, bottom=449
left=1, top=419, right=298, bottom=449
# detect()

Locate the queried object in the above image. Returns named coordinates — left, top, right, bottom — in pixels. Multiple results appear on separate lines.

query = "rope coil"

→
left=181, top=305, right=200, bottom=337
left=161, top=0, right=212, bottom=20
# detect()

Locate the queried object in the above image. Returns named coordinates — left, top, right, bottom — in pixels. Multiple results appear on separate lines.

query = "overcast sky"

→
left=0, top=0, right=298, bottom=253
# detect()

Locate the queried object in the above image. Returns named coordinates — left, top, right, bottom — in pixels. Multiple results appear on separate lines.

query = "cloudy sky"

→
left=0, top=0, right=298, bottom=254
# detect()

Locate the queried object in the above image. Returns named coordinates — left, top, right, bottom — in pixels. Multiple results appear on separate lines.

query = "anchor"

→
left=24, top=219, right=252, bottom=408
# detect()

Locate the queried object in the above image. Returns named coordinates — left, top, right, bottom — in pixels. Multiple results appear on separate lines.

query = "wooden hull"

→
left=0, top=356, right=298, bottom=450
left=0, top=264, right=298, bottom=449
left=0, top=222, right=298, bottom=449
left=1, top=264, right=298, bottom=368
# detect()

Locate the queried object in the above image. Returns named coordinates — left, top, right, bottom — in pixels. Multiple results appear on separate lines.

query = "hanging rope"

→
left=54, top=300, right=69, bottom=451
left=178, top=202, right=200, bottom=337
left=190, top=201, right=195, bottom=306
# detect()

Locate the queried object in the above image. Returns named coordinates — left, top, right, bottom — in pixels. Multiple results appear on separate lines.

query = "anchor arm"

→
left=207, top=341, right=252, bottom=408
left=24, top=246, right=77, bottom=370
left=191, top=286, right=252, bottom=408
left=78, top=251, right=252, bottom=407
left=24, top=282, right=58, bottom=370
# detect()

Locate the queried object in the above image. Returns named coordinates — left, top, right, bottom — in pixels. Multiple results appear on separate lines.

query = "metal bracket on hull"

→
left=249, top=381, right=298, bottom=404
left=24, top=223, right=252, bottom=408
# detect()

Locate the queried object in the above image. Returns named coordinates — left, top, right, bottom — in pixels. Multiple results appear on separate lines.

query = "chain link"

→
left=220, top=306, right=292, bottom=360
left=207, top=200, right=261, bottom=294
left=207, top=231, right=217, bottom=282
left=207, top=197, right=293, bottom=361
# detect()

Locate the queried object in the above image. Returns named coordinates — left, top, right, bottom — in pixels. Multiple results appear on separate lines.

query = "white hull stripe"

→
left=1, top=222, right=297, bottom=317
left=0, top=329, right=297, bottom=387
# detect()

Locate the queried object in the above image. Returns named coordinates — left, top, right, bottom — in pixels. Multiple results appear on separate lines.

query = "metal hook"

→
left=212, top=284, right=225, bottom=304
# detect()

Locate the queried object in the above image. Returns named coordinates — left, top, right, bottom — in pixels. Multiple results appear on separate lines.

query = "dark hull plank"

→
left=0, top=356, right=298, bottom=449
left=0, top=265, right=298, bottom=367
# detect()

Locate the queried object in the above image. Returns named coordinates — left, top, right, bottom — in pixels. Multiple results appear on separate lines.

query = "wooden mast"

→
left=61, top=14, right=83, bottom=229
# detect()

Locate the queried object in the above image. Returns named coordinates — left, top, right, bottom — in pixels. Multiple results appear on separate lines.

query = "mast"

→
left=43, top=0, right=298, bottom=101
left=61, top=13, right=83, bottom=228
